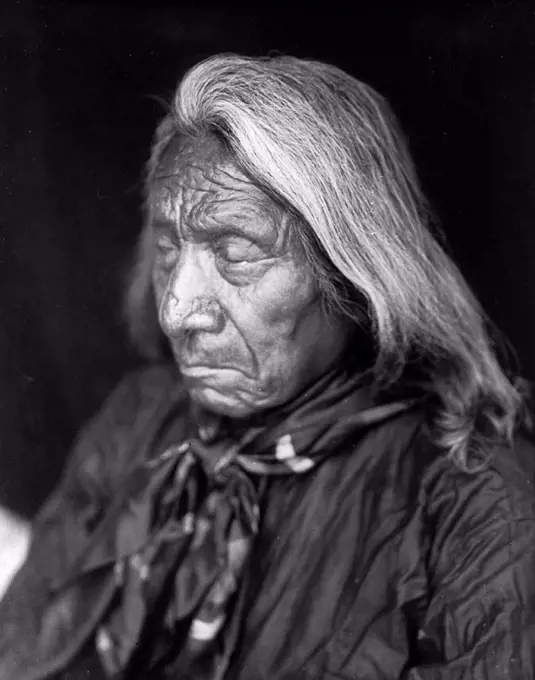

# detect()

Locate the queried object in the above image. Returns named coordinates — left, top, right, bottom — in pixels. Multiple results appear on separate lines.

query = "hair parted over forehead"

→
left=126, top=53, right=527, bottom=469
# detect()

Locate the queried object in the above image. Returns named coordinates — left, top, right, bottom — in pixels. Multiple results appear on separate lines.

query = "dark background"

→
left=1, top=0, right=535, bottom=517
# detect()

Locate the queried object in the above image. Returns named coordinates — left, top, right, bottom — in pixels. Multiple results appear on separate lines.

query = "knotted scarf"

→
left=79, top=368, right=415, bottom=678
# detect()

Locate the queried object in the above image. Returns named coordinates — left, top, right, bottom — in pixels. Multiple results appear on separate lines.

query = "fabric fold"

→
left=45, top=366, right=416, bottom=678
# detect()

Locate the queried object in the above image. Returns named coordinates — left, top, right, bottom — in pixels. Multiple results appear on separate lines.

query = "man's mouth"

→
left=181, top=363, right=236, bottom=372
left=179, top=363, right=253, bottom=380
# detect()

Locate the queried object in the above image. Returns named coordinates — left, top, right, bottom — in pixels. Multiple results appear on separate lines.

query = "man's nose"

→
left=158, top=246, right=224, bottom=337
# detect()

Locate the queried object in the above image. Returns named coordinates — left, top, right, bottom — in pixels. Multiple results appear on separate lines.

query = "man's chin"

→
left=179, top=366, right=274, bottom=417
left=187, top=385, right=259, bottom=418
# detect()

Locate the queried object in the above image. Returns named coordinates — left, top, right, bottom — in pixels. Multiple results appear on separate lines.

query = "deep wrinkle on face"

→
left=149, top=134, right=349, bottom=418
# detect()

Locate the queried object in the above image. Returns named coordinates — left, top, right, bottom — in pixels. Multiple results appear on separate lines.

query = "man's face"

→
left=149, top=135, right=349, bottom=417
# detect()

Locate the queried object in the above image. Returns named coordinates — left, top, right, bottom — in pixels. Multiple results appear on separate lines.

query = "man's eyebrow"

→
left=152, top=214, right=252, bottom=237
left=152, top=215, right=278, bottom=248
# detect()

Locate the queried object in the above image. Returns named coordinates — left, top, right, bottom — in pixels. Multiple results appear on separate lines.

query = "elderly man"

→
left=1, top=54, right=534, bottom=679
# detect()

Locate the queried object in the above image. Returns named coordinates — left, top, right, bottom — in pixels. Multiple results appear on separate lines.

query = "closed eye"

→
left=155, top=234, right=179, bottom=268
left=215, top=237, right=265, bottom=264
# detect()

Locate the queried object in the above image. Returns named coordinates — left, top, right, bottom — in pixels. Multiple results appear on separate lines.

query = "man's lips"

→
left=170, top=342, right=256, bottom=379
left=180, top=363, right=238, bottom=371
left=178, top=363, right=254, bottom=380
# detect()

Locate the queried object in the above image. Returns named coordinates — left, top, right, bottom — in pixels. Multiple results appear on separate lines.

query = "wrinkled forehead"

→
left=154, top=133, right=225, bottom=186
left=148, top=134, right=283, bottom=227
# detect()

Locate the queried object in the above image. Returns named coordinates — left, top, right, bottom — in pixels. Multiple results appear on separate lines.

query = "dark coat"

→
left=1, top=364, right=535, bottom=679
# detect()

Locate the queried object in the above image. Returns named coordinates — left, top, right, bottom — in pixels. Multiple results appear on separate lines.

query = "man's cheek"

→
left=152, top=285, right=164, bottom=316
left=152, top=268, right=169, bottom=306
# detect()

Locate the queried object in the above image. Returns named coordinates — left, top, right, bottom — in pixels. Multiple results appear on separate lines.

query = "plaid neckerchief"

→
left=93, top=368, right=416, bottom=679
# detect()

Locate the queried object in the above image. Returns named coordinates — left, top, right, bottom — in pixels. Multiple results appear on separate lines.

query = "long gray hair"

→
left=126, top=53, right=527, bottom=469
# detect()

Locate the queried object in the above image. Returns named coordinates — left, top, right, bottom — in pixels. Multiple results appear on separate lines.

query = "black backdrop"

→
left=2, top=1, right=535, bottom=517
